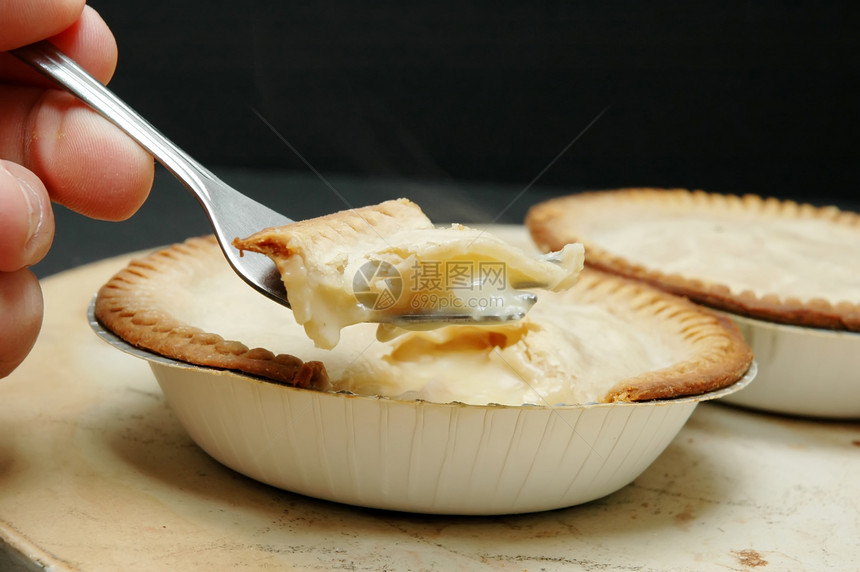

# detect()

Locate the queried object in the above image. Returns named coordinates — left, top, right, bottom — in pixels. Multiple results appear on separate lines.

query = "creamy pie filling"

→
left=337, top=294, right=688, bottom=406
left=154, top=265, right=689, bottom=406
left=234, top=199, right=584, bottom=349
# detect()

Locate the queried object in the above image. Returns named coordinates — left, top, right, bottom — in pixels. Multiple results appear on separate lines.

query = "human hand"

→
left=1, top=0, right=154, bottom=377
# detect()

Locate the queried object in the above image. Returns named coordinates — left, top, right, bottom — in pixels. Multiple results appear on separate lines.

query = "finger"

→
left=0, top=0, right=85, bottom=52
left=0, top=5, right=118, bottom=89
left=0, top=86, right=154, bottom=221
left=0, top=161, right=54, bottom=271
left=0, top=268, right=43, bottom=378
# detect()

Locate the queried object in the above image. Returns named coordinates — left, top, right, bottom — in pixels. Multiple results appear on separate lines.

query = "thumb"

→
left=0, top=268, right=43, bottom=378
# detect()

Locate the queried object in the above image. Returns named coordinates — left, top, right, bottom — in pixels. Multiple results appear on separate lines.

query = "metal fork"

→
left=13, top=40, right=292, bottom=307
left=13, top=41, right=536, bottom=324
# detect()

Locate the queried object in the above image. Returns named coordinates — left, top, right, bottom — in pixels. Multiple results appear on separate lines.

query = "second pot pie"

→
left=526, top=188, right=860, bottom=332
left=94, top=233, right=752, bottom=406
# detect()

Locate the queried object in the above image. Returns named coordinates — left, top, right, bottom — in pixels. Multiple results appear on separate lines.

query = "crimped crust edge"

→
left=570, top=269, right=753, bottom=402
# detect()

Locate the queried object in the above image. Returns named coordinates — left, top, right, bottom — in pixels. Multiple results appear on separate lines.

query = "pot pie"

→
left=527, top=188, right=860, bottom=332
left=94, top=236, right=752, bottom=406
left=232, top=198, right=584, bottom=349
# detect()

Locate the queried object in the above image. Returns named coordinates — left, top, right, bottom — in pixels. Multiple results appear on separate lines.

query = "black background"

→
left=36, top=0, right=860, bottom=276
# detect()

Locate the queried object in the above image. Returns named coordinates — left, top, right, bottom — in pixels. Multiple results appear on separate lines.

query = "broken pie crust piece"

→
left=233, top=198, right=585, bottom=349
left=93, top=234, right=752, bottom=405
left=527, top=188, right=860, bottom=331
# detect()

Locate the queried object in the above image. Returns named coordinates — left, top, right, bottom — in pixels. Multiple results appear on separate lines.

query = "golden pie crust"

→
left=93, top=234, right=752, bottom=403
left=233, top=197, right=434, bottom=259
left=94, top=236, right=329, bottom=390
left=526, top=188, right=860, bottom=331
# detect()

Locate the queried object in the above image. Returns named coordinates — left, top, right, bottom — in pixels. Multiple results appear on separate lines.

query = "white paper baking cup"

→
left=720, top=313, right=860, bottom=419
left=89, top=301, right=755, bottom=515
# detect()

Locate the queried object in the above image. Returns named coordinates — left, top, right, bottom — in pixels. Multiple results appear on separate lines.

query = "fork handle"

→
left=12, top=41, right=218, bottom=201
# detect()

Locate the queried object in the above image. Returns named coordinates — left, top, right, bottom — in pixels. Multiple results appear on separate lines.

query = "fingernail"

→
left=16, top=176, right=45, bottom=248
